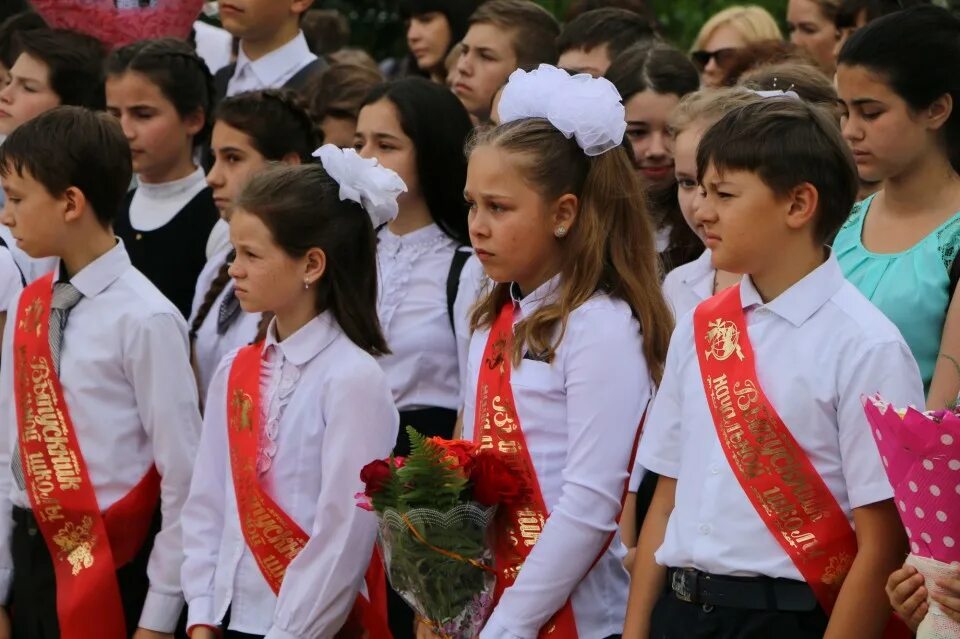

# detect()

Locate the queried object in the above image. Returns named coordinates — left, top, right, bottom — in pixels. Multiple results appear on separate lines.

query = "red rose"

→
left=392, top=456, right=406, bottom=469
left=360, top=459, right=392, bottom=497
left=470, top=451, right=523, bottom=506
left=431, top=438, right=478, bottom=472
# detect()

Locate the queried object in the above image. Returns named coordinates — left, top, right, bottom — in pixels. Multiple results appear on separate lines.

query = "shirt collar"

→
left=234, top=31, right=313, bottom=88
left=738, top=251, right=845, bottom=327
left=56, top=239, right=131, bottom=298
left=262, top=312, right=338, bottom=366
left=510, top=274, right=561, bottom=320
left=379, top=223, right=446, bottom=248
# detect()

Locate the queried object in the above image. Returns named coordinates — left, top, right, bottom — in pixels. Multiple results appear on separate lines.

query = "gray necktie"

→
left=12, top=282, right=83, bottom=489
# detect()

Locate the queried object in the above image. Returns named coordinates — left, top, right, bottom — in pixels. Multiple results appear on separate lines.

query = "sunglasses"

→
left=691, top=48, right=739, bottom=70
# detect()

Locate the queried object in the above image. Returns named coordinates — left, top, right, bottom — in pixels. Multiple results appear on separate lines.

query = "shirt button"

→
left=710, top=465, right=720, bottom=475
left=699, top=524, right=711, bottom=535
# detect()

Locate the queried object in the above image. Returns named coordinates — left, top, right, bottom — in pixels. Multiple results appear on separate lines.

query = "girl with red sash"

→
left=449, top=65, right=674, bottom=639
left=180, top=149, right=405, bottom=639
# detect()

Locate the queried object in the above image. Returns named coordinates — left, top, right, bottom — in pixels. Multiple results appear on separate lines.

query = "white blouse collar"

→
left=511, top=273, right=562, bottom=320
left=263, top=312, right=339, bottom=366
left=136, top=167, right=206, bottom=202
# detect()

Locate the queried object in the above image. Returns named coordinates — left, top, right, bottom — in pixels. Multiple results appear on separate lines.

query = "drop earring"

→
left=304, top=280, right=310, bottom=290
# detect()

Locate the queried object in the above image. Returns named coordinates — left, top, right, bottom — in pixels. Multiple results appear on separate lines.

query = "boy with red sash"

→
left=0, top=107, right=202, bottom=639
left=624, top=97, right=925, bottom=639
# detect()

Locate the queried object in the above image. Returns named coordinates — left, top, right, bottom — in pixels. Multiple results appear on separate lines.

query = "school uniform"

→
left=376, top=224, right=481, bottom=453
left=636, top=254, right=924, bottom=638
left=190, top=247, right=261, bottom=400
left=216, top=32, right=323, bottom=99
left=0, top=225, right=56, bottom=284
left=661, top=249, right=713, bottom=320
left=0, top=240, right=202, bottom=637
left=462, top=277, right=649, bottom=639
left=114, top=168, right=221, bottom=319
left=181, top=313, right=399, bottom=639
left=0, top=245, right=23, bottom=313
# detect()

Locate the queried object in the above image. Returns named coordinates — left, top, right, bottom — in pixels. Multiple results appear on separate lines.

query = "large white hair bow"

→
left=312, top=145, right=407, bottom=227
left=497, top=64, right=627, bottom=157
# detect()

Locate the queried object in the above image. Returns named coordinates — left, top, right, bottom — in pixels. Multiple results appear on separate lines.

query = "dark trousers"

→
left=224, top=632, right=263, bottom=639
left=649, top=585, right=828, bottom=639
left=10, top=506, right=158, bottom=639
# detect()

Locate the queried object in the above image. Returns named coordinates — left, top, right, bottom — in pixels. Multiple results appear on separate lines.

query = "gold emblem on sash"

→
left=18, top=299, right=44, bottom=337
left=230, top=390, right=254, bottom=432
left=704, top=318, right=744, bottom=362
left=53, top=516, right=96, bottom=575
left=821, top=552, right=853, bottom=586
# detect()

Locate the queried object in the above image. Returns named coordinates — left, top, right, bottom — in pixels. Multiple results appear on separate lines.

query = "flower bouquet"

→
left=864, top=395, right=960, bottom=639
left=357, top=427, right=521, bottom=639
left=30, top=0, right=202, bottom=49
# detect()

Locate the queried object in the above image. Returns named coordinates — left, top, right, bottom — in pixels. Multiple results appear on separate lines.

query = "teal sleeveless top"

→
left=834, top=193, right=960, bottom=391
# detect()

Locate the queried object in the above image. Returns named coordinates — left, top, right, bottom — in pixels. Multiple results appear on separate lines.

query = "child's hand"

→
left=933, top=572, right=960, bottom=623
left=886, top=565, right=928, bottom=632
left=416, top=619, right=444, bottom=639
left=0, top=607, right=9, bottom=639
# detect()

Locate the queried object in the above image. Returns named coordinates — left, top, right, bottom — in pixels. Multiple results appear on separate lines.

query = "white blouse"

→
left=0, top=242, right=202, bottom=632
left=181, top=314, right=399, bottom=639
left=0, top=246, right=22, bottom=314
left=376, top=224, right=482, bottom=412
left=190, top=248, right=261, bottom=400
left=661, top=249, right=713, bottom=320
left=463, top=277, right=650, bottom=639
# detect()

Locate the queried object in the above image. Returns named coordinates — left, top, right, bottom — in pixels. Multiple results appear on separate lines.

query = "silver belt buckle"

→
left=671, top=568, right=698, bottom=603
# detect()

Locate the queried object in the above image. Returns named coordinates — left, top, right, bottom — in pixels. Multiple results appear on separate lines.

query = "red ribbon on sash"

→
left=473, top=302, right=644, bottom=638
left=13, top=273, right=159, bottom=639
left=226, top=344, right=390, bottom=638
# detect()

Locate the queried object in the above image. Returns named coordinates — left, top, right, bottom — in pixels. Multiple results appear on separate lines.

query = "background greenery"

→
left=314, top=0, right=788, bottom=60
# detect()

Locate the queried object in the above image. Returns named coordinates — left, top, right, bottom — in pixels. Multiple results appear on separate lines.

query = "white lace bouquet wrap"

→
left=498, top=64, right=626, bottom=156
left=313, top=144, right=407, bottom=227
left=863, top=395, right=960, bottom=639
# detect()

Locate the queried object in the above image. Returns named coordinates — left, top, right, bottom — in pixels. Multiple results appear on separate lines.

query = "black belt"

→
left=667, top=567, right=819, bottom=612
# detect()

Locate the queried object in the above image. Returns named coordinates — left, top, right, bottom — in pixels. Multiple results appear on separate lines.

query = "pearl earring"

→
left=555, top=226, right=567, bottom=238
left=304, top=280, right=310, bottom=290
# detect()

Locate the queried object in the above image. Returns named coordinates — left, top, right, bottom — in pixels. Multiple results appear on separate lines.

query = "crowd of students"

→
left=0, top=0, right=955, bottom=638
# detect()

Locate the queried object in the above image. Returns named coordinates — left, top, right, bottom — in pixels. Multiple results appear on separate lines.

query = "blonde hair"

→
left=467, top=119, right=673, bottom=384
left=668, top=87, right=759, bottom=138
left=692, top=5, right=783, bottom=52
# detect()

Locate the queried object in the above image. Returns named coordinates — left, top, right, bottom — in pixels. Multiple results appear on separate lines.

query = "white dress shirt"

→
left=637, top=254, right=925, bottom=579
left=661, top=249, right=713, bottom=320
left=0, top=224, right=56, bottom=283
left=190, top=248, right=261, bottom=400
left=463, top=277, right=650, bottom=639
left=0, top=241, right=202, bottom=631
left=376, top=224, right=482, bottom=412
left=193, top=20, right=233, bottom=74
left=0, top=246, right=22, bottom=313
left=181, top=314, right=399, bottom=639
left=226, top=32, right=317, bottom=97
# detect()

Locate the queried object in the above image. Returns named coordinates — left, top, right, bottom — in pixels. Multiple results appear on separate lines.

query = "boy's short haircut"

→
left=12, top=28, right=106, bottom=110
left=0, top=106, right=132, bottom=227
left=557, top=8, right=657, bottom=60
left=696, top=97, right=858, bottom=243
left=469, top=0, right=561, bottom=70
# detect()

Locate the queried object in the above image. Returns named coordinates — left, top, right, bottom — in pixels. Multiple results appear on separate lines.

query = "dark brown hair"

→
left=0, top=106, right=132, bottom=227
left=469, top=0, right=561, bottom=70
left=719, top=39, right=815, bottom=86
left=106, top=38, right=215, bottom=150
left=467, top=119, right=673, bottom=384
left=696, top=98, right=858, bottom=243
left=236, top=164, right=389, bottom=356
left=0, top=11, right=45, bottom=69
left=739, top=61, right=838, bottom=112
left=306, top=62, right=383, bottom=127
left=13, top=28, right=106, bottom=110
left=190, top=89, right=320, bottom=341
left=557, top=8, right=657, bottom=60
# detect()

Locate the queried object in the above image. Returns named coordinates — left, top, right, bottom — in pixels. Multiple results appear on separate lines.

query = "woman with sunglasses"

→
left=690, top=4, right=782, bottom=87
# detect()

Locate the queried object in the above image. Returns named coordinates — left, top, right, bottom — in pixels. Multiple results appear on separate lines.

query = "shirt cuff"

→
left=479, top=609, right=533, bottom=639
left=264, top=626, right=301, bottom=639
left=185, top=595, right=216, bottom=633
left=138, top=589, right=184, bottom=633
left=0, top=567, right=12, bottom=605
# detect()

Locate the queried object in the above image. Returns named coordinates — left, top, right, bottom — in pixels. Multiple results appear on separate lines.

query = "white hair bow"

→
left=312, top=145, right=407, bottom=227
left=497, top=64, right=627, bottom=157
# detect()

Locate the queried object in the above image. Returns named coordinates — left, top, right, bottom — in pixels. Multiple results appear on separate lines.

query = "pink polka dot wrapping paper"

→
left=864, top=394, right=960, bottom=564
left=30, top=0, right=203, bottom=50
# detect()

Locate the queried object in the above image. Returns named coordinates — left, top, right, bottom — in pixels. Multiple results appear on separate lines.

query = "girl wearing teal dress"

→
left=834, top=6, right=960, bottom=406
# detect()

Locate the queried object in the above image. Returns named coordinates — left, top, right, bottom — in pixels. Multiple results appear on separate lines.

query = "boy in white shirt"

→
left=214, top=0, right=323, bottom=99
left=0, top=106, right=202, bottom=639
left=624, top=97, right=924, bottom=639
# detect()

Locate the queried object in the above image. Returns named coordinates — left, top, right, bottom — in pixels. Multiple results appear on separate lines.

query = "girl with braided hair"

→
left=106, top=38, right=220, bottom=319
left=190, top=89, right=318, bottom=401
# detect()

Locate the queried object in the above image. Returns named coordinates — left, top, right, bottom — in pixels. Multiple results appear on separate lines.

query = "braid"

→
left=259, top=89, right=321, bottom=156
left=254, top=312, right=275, bottom=344
left=189, top=251, right=233, bottom=341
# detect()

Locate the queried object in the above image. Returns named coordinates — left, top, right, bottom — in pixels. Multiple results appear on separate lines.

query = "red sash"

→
left=226, top=344, right=390, bottom=638
left=473, top=303, right=644, bottom=638
left=12, top=273, right=160, bottom=639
